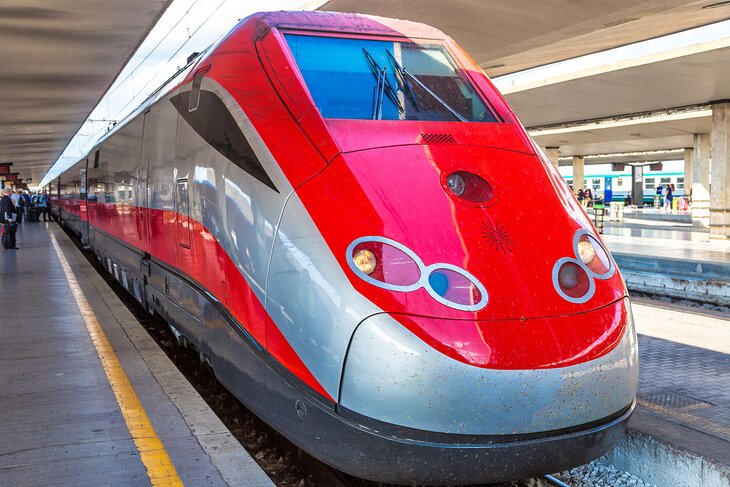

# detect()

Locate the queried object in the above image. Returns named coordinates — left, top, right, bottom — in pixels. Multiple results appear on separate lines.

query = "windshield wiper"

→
left=362, top=48, right=403, bottom=119
left=386, top=49, right=420, bottom=112
left=386, top=49, right=466, bottom=122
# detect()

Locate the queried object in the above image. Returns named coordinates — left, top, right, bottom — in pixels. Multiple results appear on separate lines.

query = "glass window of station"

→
left=285, top=34, right=497, bottom=122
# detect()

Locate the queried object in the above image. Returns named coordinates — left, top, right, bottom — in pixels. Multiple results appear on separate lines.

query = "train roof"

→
left=250, top=10, right=448, bottom=41
left=62, top=11, right=452, bottom=177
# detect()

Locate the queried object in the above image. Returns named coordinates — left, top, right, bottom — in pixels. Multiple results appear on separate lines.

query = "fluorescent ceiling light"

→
left=493, top=19, right=730, bottom=94
left=529, top=108, right=712, bottom=136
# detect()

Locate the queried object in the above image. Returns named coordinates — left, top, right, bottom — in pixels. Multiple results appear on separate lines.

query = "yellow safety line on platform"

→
left=48, top=229, right=183, bottom=487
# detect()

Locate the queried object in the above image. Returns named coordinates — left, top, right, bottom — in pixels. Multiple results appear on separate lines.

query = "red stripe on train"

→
left=59, top=197, right=332, bottom=401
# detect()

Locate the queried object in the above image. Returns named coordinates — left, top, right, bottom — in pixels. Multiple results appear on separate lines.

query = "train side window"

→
left=188, top=73, right=204, bottom=112
left=645, top=177, right=655, bottom=190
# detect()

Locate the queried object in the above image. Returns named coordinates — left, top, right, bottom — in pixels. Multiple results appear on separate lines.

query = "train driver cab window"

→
left=284, top=34, right=497, bottom=122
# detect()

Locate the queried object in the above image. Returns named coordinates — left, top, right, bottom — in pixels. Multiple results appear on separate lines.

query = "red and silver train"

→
left=48, top=11, right=638, bottom=485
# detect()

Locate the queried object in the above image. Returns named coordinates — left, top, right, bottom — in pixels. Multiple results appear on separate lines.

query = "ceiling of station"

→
left=312, top=0, right=730, bottom=76
left=0, top=0, right=172, bottom=185
left=558, top=150, right=686, bottom=166
left=504, top=43, right=730, bottom=129
left=531, top=109, right=713, bottom=158
left=505, top=39, right=729, bottom=157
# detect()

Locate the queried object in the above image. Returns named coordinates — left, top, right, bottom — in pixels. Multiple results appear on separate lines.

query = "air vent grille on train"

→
left=419, top=133, right=457, bottom=144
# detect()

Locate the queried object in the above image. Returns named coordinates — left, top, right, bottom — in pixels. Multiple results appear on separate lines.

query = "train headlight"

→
left=353, top=249, right=377, bottom=275
left=552, top=230, right=615, bottom=304
left=577, top=239, right=596, bottom=265
left=558, top=262, right=581, bottom=289
left=577, top=234, right=611, bottom=277
left=445, top=171, right=494, bottom=204
left=446, top=173, right=466, bottom=196
left=556, top=260, right=592, bottom=300
left=346, top=236, right=488, bottom=311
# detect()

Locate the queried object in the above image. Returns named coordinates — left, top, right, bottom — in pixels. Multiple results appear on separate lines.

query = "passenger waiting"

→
left=0, top=188, right=19, bottom=249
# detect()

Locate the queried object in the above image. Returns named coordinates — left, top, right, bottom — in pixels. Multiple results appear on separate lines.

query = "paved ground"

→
left=631, top=299, right=730, bottom=466
left=0, top=222, right=273, bottom=487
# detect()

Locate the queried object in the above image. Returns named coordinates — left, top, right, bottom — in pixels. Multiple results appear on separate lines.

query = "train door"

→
left=175, top=178, right=191, bottom=250
left=79, top=161, right=89, bottom=245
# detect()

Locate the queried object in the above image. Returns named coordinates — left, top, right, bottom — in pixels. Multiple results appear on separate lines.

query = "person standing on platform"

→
left=663, top=184, right=674, bottom=212
left=23, top=191, right=33, bottom=221
left=37, top=191, right=49, bottom=222
left=10, top=190, right=21, bottom=223
left=17, top=190, right=26, bottom=223
left=0, top=188, right=18, bottom=249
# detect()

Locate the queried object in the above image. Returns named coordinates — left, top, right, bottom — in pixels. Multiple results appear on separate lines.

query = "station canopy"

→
left=313, top=0, right=730, bottom=76
left=0, top=0, right=172, bottom=186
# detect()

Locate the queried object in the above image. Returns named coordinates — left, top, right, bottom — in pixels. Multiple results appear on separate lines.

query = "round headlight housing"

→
left=445, top=171, right=494, bottom=204
left=557, top=260, right=592, bottom=299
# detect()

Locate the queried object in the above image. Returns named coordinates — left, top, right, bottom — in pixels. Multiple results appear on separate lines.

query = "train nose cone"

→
left=339, top=299, right=638, bottom=435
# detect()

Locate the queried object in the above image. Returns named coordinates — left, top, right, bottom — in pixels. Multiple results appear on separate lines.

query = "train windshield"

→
left=284, top=34, right=497, bottom=122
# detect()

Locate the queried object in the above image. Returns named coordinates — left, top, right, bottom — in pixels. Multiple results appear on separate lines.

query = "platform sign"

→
left=631, top=165, right=644, bottom=207
left=0, top=164, right=10, bottom=174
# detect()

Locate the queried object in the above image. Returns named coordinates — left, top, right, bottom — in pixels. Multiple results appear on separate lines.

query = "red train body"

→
left=49, top=11, right=638, bottom=484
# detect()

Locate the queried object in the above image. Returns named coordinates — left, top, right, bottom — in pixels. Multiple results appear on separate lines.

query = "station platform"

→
left=598, top=216, right=730, bottom=306
left=0, top=223, right=273, bottom=487
left=605, top=298, right=730, bottom=486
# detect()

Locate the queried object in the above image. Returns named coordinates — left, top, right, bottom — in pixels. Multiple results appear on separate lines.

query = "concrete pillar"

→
left=692, top=134, right=711, bottom=228
left=545, top=147, right=560, bottom=170
left=683, top=147, right=694, bottom=199
left=710, top=102, right=730, bottom=239
left=572, top=156, right=585, bottom=193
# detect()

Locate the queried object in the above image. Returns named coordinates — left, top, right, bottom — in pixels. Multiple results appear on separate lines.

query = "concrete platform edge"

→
left=621, top=270, right=730, bottom=306
left=51, top=224, right=274, bottom=487
left=602, top=426, right=730, bottom=487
